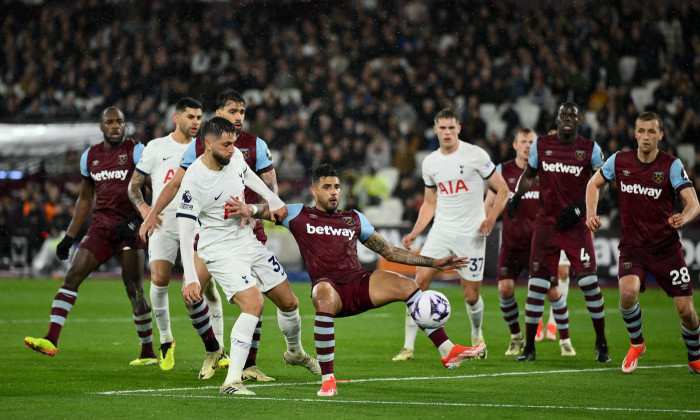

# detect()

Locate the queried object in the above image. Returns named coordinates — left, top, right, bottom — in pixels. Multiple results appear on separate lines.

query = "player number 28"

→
left=670, top=267, right=691, bottom=285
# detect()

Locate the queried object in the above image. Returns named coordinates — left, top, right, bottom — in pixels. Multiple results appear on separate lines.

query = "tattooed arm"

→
left=362, top=231, right=468, bottom=270
left=127, top=171, right=151, bottom=219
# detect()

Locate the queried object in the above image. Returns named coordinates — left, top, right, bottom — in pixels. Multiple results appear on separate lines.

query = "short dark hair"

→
left=515, top=127, right=535, bottom=141
left=434, top=108, right=460, bottom=125
left=636, top=111, right=664, bottom=132
left=197, top=116, right=236, bottom=141
left=558, top=101, right=580, bottom=114
left=175, top=97, right=202, bottom=113
left=101, top=106, right=124, bottom=122
left=216, top=89, right=246, bottom=110
left=312, top=164, right=339, bottom=185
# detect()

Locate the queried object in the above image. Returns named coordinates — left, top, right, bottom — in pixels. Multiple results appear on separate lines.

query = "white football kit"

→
left=420, top=141, right=496, bottom=281
left=176, top=149, right=286, bottom=300
left=135, top=134, right=193, bottom=263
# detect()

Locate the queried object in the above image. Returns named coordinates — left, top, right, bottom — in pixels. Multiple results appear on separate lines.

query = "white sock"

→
left=466, top=295, right=484, bottom=338
left=278, top=308, right=304, bottom=356
left=403, top=307, right=419, bottom=350
left=203, top=279, right=225, bottom=348
left=550, top=277, right=569, bottom=326
left=322, top=374, right=335, bottom=382
left=224, top=312, right=258, bottom=384
left=150, top=284, right=173, bottom=344
left=437, top=340, right=456, bottom=358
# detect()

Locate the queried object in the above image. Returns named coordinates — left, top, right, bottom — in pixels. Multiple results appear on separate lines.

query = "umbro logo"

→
left=545, top=150, right=553, bottom=156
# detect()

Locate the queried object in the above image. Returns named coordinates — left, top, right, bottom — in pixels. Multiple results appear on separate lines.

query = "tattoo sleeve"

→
left=363, top=232, right=435, bottom=267
left=128, top=171, right=147, bottom=210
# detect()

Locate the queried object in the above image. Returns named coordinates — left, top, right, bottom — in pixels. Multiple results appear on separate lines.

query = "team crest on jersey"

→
left=575, top=150, right=585, bottom=161
left=653, top=171, right=664, bottom=184
left=239, top=148, right=250, bottom=159
left=622, top=261, right=632, bottom=270
left=532, top=261, right=540, bottom=271
left=534, top=175, right=540, bottom=186
left=80, top=235, right=90, bottom=244
left=117, top=154, right=127, bottom=165
left=500, top=267, right=508, bottom=276
left=342, top=216, right=355, bottom=226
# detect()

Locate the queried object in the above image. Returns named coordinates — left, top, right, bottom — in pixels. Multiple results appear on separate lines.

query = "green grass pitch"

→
left=1, top=278, right=698, bottom=419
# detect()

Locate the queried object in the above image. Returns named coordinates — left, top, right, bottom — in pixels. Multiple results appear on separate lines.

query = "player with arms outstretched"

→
left=586, top=112, right=700, bottom=374
left=25, top=107, right=157, bottom=365
left=227, top=164, right=485, bottom=397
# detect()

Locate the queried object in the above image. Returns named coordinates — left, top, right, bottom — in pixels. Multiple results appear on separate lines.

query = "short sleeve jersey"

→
left=499, top=160, right=540, bottom=250
left=422, top=141, right=496, bottom=233
left=135, top=134, right=192, bottom=223
left=80, top=138, right=144, bottom=229
left=281, top=204, right=374, bottom=285
left=175, top=150, right=257, bottom=255
left=528, top=134, right=604, bottom=226
left=601, top=150, right=692, bottom=251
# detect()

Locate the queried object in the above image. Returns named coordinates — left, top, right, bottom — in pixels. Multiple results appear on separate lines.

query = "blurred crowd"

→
left=2, top=0, right=700, bottom=270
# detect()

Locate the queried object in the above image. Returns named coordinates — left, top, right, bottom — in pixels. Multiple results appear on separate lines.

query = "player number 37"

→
left=670, top=267, right=691, bottom=285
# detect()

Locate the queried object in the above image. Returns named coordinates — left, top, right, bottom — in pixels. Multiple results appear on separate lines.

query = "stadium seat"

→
left=478, top=103, right=499, bottom=124
left=380, top=198, right=404, bottom=226
left=413, top=150, right=432, bottom=177
left=486, top=118, right=507, bottom=141
left=630, top=87, right=654, bottom=113
left=618, top=56, right=638, bottom=84
left=677, top=144, right=695, bottom=166
left=513, top=98, right=541, bottom=129
left=242, top=89, right=264, bottom=106
left=377, top=167, right=399, bottom=194
left=584, top=111, right=600, bottom=139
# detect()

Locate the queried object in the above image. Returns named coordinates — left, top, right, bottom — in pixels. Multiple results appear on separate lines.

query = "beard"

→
left=212, top=150, right=231, bottom=166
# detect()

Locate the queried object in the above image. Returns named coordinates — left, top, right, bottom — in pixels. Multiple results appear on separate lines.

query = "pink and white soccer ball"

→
left=411, top=290, right=451, bottom=329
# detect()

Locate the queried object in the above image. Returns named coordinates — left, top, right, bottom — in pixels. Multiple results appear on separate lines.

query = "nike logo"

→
left=214, top=192, right=223, bottom=200
left=162, top=157, right=173, bottom=161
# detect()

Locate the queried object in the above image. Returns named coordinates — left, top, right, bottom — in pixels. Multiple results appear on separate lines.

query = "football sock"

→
left=403, top=290, right=421, bottom=349
left=133, top=308, right=156, bottom=358
left=620, top=301, right=644, bottom=345
left=549, top=294, right=570, bottom=339
left=314, top=312, right=335, bottom=376
left=524, top=277, right=549, bottom=350
left=150, top=283, right=173, bottom=344
left=186, top=299, right=219, bottom=352
left=578, top=275, right=606, bottom=343
left=548, top=276, right=569, bottom=326
left=499, top=295, right=520, bottom=335
left=278, top=308, right=304, bottom=356
left=224, top=312, right=258, bottom=384
left=466, top=295, right=484, bottom=338
left=681, top=323, right=700, bottom=363
left=203, top=279, right=225, bottom=347
left=45, top=286, right=78, bottom=346
left=244, top=317, right=262, bottom=369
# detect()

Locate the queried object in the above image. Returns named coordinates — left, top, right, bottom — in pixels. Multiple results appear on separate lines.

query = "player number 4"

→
left=580, top=248, right=590, bottom=263
left=670, top=267, right=691, bottom=285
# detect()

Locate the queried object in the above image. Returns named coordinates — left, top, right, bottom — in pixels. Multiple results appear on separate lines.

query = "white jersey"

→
left=422, top=141, right=495, bottom=233
left=175, top=149, right=258, bottom=259
left=135, top=134, right=192, bottom=227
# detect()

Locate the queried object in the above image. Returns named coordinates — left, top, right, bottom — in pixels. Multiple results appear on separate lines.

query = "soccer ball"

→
left=411, top=290, right=451, bottom=329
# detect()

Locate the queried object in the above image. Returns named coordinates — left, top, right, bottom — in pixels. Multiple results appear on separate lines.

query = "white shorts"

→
left=421, top=228, right=486, bottom=281
left=148, top=226, right=180, bottom=264
left=199, top=240, right=286, bottom=301
left=559, top=250, right=571, bottom=266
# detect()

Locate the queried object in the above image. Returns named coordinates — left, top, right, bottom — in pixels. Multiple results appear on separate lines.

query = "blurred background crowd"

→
left=1, top=0, right=700, bottom=271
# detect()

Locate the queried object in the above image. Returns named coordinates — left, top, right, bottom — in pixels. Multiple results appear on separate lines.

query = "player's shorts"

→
left=198, top=240, right=286, bottom=301
left=618, top=242, right=693, bottom=297
left=78, top=225, right=146, bottom=264
left=496, top=247, right=529, bottom=281
left=315, top=270, right=374, bottom=318
left=148, top=226, right=180, bottom=264
left=421, top=228, right=486, bottom=281
left=529, top=222, right=596, bottom=281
